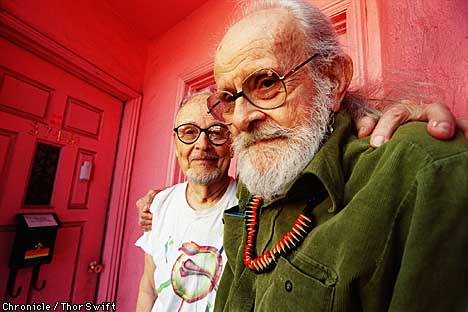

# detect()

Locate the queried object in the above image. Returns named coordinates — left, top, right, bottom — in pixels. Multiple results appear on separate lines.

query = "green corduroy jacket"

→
left=215, top=111, right=468, bottom=312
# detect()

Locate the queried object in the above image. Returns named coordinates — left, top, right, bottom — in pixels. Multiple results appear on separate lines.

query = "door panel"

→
left=0, top=36, right=123, bottom=307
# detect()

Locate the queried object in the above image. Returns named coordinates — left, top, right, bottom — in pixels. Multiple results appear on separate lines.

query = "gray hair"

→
left=175, top=89, right=214, bottom=121
left=179, top=89, right=213, bottom=109
left=241, top=0, right=342, bottom=68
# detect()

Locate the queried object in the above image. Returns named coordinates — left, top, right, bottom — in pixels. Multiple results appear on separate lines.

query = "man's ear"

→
left=173, top=133, right=181, bottom=160
left=325, top=54, right=353, bottom=112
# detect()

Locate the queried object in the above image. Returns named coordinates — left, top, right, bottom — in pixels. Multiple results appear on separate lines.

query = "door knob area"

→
left=87, top=261, right=103, bottom=273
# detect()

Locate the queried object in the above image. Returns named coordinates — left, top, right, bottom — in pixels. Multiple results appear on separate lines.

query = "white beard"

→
left=186, top=168, right=222, bottom=185
left=232, top=84, right=332, bottom=200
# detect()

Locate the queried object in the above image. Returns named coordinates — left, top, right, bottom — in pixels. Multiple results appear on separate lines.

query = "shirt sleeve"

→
left=135, top=231, right=154, bottom=255
left=134, top=190, right=164, bottom=255
left=388, top=151, right=468, bottom=311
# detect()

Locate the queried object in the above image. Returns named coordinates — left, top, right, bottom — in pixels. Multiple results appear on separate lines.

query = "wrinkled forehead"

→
left=175, top=95, right=217, bottom=126
left=214, top=8, right=303, bottom=81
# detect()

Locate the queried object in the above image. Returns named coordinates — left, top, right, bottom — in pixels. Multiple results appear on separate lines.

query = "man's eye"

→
left=209, top=126, right=229, bottom=136
left=181, top=128, right=197, bottom=136
left=210, top=130, right=223, bottom=138
left=249, top=73, right=279, bottom=92
left=220, top=93, right=235, bottom=102
left=259, top=78, right=276, bottom=89
left=247, top=73, right=281, bottom=100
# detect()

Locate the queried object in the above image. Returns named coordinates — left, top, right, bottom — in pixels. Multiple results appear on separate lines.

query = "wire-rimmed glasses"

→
left=207, top=53, right=320, bottom=122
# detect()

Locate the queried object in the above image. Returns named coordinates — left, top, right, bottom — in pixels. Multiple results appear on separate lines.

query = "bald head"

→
left=216, top=0, right=342, bottom=71
left=175, top=91, right=212, bottom=125
left=215, top=8, right=307, bottom=87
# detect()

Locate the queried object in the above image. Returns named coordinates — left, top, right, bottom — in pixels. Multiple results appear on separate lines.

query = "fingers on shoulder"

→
left=355, top=116, right=377, bottom=138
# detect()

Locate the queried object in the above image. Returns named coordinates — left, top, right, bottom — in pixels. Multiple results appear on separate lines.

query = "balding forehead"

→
left=215, top=8, right=306, bottom=78
left=217, top=9, right=286, bottom=57
left=175, top=94, right=213, bottom=125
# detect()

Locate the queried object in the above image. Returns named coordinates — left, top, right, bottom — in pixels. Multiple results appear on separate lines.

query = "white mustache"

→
left=234, top=120, right=294, bottom=149
left=189, top=153, right=219, bottom=161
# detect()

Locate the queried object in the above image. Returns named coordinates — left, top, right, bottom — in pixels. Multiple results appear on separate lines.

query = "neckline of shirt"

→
left=182, top=178, right=236, bottom=217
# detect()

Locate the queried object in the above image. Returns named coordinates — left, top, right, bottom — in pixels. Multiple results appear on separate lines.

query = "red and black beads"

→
left=243, top=195, right=314, bottom=273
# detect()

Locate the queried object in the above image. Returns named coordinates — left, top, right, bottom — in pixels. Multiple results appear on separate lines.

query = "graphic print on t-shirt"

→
left=164, top=236, right=174, bottom=263
left=170, top=241, right=223, bottom=310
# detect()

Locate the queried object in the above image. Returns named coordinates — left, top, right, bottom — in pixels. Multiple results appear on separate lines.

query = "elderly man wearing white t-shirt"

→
left=135, top=91, right=238, bottom=312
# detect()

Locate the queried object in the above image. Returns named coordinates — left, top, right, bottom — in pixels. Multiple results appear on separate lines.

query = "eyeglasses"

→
left=207, top=53, right=320, bottom=122
left=173, top=123, right=230, bottom=146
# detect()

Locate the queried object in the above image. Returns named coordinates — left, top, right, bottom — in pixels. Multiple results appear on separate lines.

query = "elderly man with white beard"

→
left=204, top=1, right=468, bottom=311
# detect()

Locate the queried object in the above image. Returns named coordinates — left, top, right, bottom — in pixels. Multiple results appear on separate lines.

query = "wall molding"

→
left=320, top=0, right=382, bottom=87
left=0, top=8, right=142, bottom=303
left=320, top=0, right=350, bottom=16
left=98, top=96, right=141, bottom=302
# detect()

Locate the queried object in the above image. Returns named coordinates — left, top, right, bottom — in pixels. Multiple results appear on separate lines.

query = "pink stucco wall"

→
left=1, top=0, right=149, bottom=92
left=378, top=0, right=468, bottom=116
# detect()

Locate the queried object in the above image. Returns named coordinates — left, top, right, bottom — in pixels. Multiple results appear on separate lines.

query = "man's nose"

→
left=231, top=97, right=266, bottom=132
left=194, top=131, right=211, bottom=149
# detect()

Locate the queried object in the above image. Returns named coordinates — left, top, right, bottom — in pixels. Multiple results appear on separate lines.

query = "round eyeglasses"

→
left=173, top=123, right=230, bottom=146
left=207, top=53, right=320, bottom=122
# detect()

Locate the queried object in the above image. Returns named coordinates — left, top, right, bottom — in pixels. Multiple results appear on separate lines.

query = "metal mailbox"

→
left=9, top=213, right=61, bottom=269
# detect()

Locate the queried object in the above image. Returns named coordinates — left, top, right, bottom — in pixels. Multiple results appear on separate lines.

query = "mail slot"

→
left=9, top=213, right=61, bottom=269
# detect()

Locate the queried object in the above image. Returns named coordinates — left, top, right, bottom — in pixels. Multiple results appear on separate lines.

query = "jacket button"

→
left=285, top=280, right=293, bottom=292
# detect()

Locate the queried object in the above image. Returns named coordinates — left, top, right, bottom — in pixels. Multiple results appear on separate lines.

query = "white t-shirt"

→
left=135, top=179, right=238, bottom=312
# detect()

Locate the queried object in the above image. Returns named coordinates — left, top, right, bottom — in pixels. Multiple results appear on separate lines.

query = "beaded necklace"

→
left=243, top=195, right=314, bottom=273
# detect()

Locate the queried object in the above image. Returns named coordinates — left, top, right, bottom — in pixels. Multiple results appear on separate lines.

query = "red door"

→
left=0, top=37, right=123, bottom=308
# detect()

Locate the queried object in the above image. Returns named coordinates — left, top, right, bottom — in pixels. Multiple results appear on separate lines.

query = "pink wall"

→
left=1, top=0, right=149, bottom=92
left=378, top=0, right=468, bottom=117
